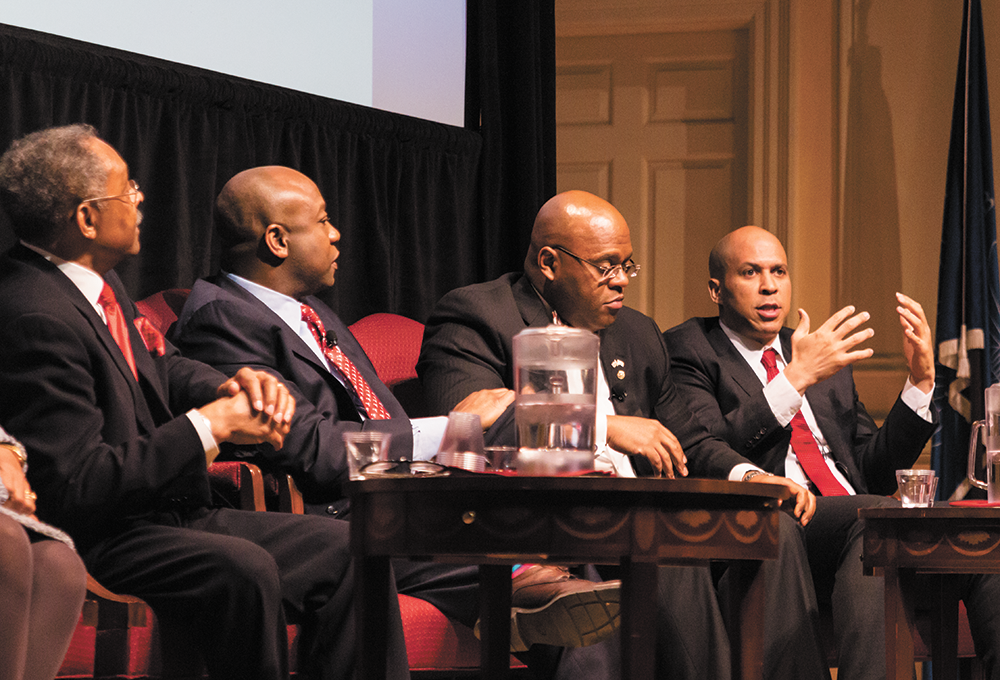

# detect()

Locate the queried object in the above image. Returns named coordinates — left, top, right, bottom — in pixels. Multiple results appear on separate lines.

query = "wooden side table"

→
left=349, top=475, right=789, bottom=680
left=861, top=505, right=1000, bottom=680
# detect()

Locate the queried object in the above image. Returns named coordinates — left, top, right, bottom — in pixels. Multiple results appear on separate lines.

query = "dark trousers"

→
left=804, top=494, right=894, bottom=680
left=84, top=507, right=409, bottom=680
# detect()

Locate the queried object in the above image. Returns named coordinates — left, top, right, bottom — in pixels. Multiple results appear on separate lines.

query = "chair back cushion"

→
left=348, top=313, right=424, bottom=388
left=135, top=289, right=191, bottom=336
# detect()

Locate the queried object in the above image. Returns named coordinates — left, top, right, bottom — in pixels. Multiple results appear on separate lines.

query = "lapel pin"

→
left=611, top=359, right=624, bottom=368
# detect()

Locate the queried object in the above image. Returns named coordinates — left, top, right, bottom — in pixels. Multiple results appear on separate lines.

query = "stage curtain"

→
left=466, top=0, right=557, bottom=278
left=0, top=23, right=484, bottom=323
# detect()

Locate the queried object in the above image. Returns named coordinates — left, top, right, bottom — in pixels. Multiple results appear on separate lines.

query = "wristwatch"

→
left=742, top=469, right=774, bottom=482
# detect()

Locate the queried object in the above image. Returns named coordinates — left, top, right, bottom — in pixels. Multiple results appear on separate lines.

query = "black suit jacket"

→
left=663, top=317, right=937, bottom=495
left=0, top=245, right=227, bottom=553
left=170, top=275, right=413, bottom=513
left=417, top=273, right=749, bottom=478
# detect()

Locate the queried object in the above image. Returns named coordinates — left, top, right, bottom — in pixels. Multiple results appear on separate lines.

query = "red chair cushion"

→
left=348, top=313, right=424, bottom=387
left=398, top=593, right=525, bottom=672
left=135, top=288, right=191, bottom=335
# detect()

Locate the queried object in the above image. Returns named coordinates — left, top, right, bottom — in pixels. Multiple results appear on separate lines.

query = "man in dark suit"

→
left=663, top=225, right=1000, bottom=679
left=170, top=166, right=622, bottom=663
left=417, top=190, right=829, bottom=679
left=0, top=124, right=410, bottom=680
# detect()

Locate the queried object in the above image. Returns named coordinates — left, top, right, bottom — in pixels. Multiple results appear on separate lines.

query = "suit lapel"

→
left=705, top=319, right=766, bottom=398
left=511, top=275, right=553, bottom=329
left=12, top=249, right=160, bottom=429
left=216, top=276, right=331, bottom=376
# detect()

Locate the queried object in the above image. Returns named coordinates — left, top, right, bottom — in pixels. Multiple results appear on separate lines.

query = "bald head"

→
left=708, top=225, right=790, bottom=345
left=525, top=190, right=634, bottom=331
left=526, top=190, right=629, bottom=274
left=215, top=166, right=339, bottom=299
left=216, top=166, right=317, bottom=256
left=709, top=226, right=782, bottom=280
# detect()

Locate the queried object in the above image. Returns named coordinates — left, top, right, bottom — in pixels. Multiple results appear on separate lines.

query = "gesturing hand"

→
left=896, top=292, right=934, bottom=393
left=783, top=306, right=874, bottom=394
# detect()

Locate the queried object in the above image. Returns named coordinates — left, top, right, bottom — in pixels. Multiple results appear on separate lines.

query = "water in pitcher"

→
left=989, top=452, right=1000, bottom=502
left=515, top=394, right=596, bottom=475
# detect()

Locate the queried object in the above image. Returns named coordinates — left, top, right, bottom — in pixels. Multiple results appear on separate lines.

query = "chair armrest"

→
left=264, top=472, right=305, bottom=514
left=208, top=461, right=266, bottom=512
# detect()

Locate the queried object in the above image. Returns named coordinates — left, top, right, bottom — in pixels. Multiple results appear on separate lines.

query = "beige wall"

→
left=558, top=0, right=1000, bottom=418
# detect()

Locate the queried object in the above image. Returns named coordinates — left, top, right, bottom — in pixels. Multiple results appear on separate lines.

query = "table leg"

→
left=479, top=564, right=512, bottom=680
left=884, top=566, right=915, bottom=680
left=929, top=573, right=960, bottom=680
left=355, top=555, right=391, bottom=680
left=725, top=560, right=765, bottom=680
left=620, top=558, right=657, bottom=680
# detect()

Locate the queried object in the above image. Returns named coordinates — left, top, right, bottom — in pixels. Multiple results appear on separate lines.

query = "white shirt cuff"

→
left=763, top=370, right=803, bottom=427
left=901, top=376, right=934, bottom=422
left=411, top=416, right=449, bottom=461
left=729, top=463, right=762, bottom=482
left=187, top=409, right=220, bottom=460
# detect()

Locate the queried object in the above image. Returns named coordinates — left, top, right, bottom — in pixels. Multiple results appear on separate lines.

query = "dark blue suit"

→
left=171, top=275, right=491, bottom=634
left=172, top=275, right=413, bottom=516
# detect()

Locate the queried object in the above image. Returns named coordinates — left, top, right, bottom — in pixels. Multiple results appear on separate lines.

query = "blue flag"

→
left=932, top=0, right=1000, bottom=499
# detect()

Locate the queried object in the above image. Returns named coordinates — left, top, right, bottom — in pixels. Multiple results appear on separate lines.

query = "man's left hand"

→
left=747, top=474, right=816, bottom=526
left=897, top=292, right=934, bottom=393
left=218, top=367, right=296, bottom=426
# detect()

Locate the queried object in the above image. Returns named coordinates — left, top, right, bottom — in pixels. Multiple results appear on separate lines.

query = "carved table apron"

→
left=861, top=505, right=1000, bottom=680
left=349, top=475, right=789, bottom=680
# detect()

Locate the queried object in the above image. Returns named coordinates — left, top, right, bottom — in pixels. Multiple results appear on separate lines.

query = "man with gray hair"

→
left=0, top=124, right=409, bottom=680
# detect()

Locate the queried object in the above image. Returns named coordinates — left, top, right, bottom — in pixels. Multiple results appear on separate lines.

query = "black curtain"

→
left=0, top=23, right=485, bottom=324
left=466, top=0, right=557, bottom=278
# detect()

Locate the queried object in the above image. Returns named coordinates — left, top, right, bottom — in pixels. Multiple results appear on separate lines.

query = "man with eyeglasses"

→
left=0, top=125, right=409, bottom=680
left=417, top=189, right=830, bottom=679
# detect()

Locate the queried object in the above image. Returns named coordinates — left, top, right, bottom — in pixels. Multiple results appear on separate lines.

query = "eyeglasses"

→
left=550, top=244, right=640, bottom=281
left=82, top=180, right=142, bottom=206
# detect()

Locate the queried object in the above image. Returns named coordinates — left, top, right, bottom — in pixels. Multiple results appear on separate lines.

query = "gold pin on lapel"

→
left=617, top=370, right=625, bottom=380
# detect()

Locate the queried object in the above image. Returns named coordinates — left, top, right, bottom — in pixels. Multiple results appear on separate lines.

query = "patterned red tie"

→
left=98, top=282, right=138, bottom=380
left=301, top=304, right=391, bottom=420
left=761, top=347, right=849, bottom=496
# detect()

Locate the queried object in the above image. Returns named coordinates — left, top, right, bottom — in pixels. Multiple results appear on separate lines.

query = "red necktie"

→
left=761, top=348, right=849, bottom=496
left=98, top=282, right=138, bottom=380
left=301, top=304, right=391, bottom=420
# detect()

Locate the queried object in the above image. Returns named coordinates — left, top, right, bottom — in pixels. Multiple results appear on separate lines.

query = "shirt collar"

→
left=718, top=319, right=784, bottom=368
left=225, top=272, right=304, bottom=330
left=20, top=240, right=105, bottom=308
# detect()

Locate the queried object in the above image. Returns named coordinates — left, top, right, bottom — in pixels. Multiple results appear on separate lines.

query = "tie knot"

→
left=761, top=347, right=780, bottom=381
left=98, top=282, right=116, bottom=308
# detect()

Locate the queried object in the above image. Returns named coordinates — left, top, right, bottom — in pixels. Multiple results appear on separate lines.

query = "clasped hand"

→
left=199, top=367, right=296, bottom=453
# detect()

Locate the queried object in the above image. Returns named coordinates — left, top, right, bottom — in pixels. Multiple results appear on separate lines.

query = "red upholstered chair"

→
left=348, top=312, right=427, bottom=415
left=55, top=461, right=288, bottom=680
left=134, top=288, right=190, bottom=337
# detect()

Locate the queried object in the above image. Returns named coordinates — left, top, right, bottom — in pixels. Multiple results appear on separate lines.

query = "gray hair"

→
left=0, top=124, right=108, bottom=246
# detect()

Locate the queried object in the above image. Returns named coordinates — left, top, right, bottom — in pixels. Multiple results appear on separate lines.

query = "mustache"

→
left=136, top=209, right=143, bottom=226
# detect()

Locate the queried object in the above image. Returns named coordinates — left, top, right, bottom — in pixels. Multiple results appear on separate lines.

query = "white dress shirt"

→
left=718, top=320, right=933, bottom=493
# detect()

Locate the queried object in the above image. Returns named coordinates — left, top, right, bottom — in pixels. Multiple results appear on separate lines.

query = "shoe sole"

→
left=508, top=581, right=621, bottom=652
